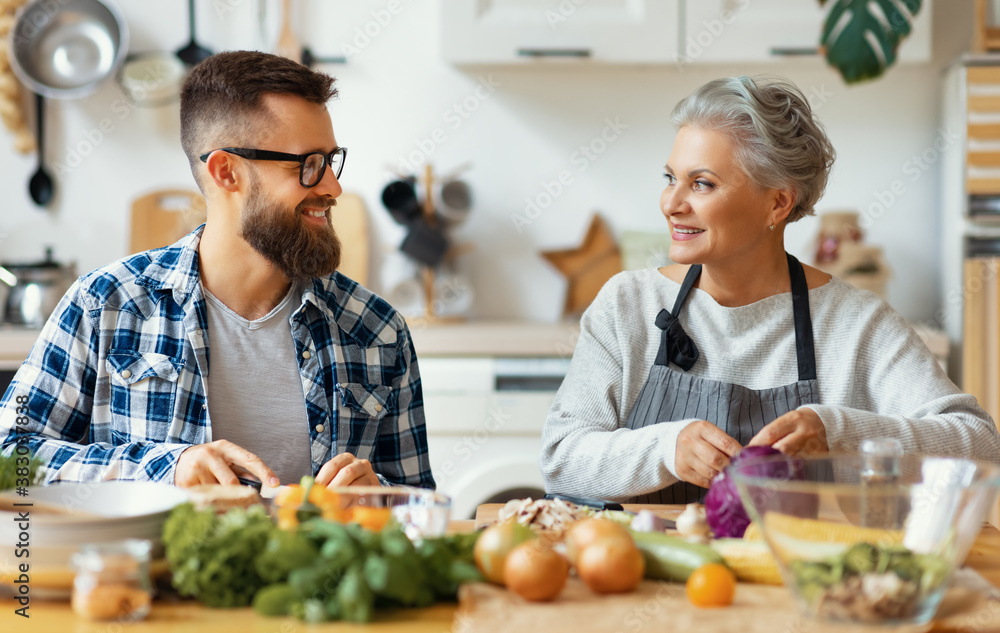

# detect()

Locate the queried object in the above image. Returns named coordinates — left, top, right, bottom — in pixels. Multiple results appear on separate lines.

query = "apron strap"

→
left=653, top=265, right=702, bottom=370
left=787, top=253, right=817, bottom=382
left=673, top=264, right=702, bottom=315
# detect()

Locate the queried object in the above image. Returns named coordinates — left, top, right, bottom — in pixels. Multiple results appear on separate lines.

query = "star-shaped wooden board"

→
left=541, top=214, right=623, bottom=317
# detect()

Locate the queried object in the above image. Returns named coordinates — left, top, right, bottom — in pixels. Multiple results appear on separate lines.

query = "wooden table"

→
left=4, top=510, right=1000, bottom=632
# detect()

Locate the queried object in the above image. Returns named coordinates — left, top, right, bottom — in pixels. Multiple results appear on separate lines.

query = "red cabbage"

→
left=705, top=446, right=786, bottom=538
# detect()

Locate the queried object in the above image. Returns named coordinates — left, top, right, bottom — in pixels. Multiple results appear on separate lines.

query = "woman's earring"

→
left=769, top=222, right=776, bottom=231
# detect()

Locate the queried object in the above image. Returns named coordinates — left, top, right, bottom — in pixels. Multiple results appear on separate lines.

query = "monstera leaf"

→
left=818, top=0, right=923, bottom=84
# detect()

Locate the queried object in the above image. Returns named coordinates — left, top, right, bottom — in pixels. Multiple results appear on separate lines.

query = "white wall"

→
left=0, top=1, right=972, bottom=326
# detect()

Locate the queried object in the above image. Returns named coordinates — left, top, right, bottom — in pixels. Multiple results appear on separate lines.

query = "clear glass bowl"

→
left=729, top=454, right=1000, bottom=627
left=318, top=486, right=452, bottom=541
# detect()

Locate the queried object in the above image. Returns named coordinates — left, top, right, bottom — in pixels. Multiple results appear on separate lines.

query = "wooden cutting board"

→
left=129, top=189, right=207, bottom=254
left=456, top=569, right=1000, bottom=633
left=332, top=192, right=370, bottom=286
left=470, top=504, right=1000, bottom=632
left=474, top=503, right=683, bottom=529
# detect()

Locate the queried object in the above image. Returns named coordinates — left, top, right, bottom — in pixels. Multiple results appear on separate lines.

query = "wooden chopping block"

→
left=331, top=192, right=370, bottom=286
left=541, top=214, right=623, bottom=317
left=457, top=569, right=1000, bottom=633
left=129, top=189, right=207, bottom=254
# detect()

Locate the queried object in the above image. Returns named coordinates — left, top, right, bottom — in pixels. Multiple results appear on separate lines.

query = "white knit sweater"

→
left=540, top=268, right=1000, bottom=501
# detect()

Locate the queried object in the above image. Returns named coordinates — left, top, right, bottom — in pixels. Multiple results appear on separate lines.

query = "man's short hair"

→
left=179, top=51, right=338, bottom=191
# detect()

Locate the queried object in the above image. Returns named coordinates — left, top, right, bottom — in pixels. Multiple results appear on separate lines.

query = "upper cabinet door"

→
left=442, top=0, right=682, bottom=64
left=681, top=0, right=931, bottom=64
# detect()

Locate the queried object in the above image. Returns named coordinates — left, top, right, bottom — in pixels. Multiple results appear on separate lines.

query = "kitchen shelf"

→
left=409, top=320, right=580, bottom=357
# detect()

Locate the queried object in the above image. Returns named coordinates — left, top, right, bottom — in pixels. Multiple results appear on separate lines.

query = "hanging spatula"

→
left=275, top=0, right=300, bottom=61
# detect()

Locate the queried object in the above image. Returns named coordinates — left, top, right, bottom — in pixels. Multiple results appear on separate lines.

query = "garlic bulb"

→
left=676, top=503, right=711, bottom=543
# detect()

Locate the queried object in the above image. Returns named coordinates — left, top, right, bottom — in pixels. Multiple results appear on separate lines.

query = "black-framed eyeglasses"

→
left=198, top=147, right=348, bottom=187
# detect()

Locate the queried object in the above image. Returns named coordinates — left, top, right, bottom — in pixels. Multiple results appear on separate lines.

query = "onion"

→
left=474, top=520, right=536, bottom=584
left=564, top=518, right=633, bottom=564
left=503, top=541, right=570, bottom=602
left=576, top=537, right=645, bottom=594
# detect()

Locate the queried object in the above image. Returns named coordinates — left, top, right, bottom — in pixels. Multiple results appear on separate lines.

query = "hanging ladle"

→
left=28, top=93, right=54, bottom=207
left=176, top=0, right=213, bottom=66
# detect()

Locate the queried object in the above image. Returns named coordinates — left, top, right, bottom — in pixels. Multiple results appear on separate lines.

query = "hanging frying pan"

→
left=9, top=0, right=128, bottom=206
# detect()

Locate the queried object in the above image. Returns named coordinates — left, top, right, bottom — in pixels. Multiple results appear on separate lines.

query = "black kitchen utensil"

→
left=381, top=179, right=422, bottom=225
left=28, top=93, right=53, bottom=207
left=400, top=219, right=449, bottom=268
left=543, top=493, right=624, bottom=511
left=236, top=476, right=263, bottom=492
left=301, top=47, right=348, bottom=67
left=176, top=0, right=213, bottom=66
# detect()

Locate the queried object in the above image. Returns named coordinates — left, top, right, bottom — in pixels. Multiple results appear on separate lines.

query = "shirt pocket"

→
left=337, top=383, right=393, bottom=421
left=107, top=351, right=182, bottom=385
left=105, top=350, right=184, bottom=426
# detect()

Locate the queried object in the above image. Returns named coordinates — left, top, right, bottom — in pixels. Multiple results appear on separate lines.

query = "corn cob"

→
left=761, top=513, right=904, bottom=547
left=711, top=539, right=783, bottom=585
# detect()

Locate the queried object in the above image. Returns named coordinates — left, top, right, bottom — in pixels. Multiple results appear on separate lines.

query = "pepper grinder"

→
left=860, top=438, right=903, bottom=529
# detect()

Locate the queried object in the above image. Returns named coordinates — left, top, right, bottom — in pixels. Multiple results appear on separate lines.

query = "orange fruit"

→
left=686, top=563, right=737, bottom=607
left=350, top=506, right=393, bottom=531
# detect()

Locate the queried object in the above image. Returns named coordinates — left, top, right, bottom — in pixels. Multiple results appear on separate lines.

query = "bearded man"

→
left=0, top=52, right=435, bottom=491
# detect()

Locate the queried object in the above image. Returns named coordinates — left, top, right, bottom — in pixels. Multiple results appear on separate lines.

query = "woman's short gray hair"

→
left=671, top=76, right=836, bottom=223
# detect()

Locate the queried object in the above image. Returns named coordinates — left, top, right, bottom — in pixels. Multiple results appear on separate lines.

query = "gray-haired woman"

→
left=540, top=75, right=1000, bottom=504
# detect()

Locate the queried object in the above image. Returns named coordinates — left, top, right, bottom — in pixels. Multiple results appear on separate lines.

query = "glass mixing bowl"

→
left=729, top=454, right=1000, bottom=627
left=273, top=485, right=452, bottom=541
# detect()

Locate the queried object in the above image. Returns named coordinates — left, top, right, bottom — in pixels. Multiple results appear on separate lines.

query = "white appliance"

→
left=420, top=356, right=570, bottom=520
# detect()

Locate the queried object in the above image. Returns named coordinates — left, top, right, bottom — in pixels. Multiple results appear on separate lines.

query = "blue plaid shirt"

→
left=0, top=227, right=435, bottom=489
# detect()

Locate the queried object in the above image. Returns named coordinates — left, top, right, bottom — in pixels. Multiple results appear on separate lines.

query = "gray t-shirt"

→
left=202, top=282, right=312, bottom=485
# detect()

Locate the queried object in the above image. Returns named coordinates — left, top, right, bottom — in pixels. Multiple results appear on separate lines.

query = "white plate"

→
left=14, top=481, right=189, bottom=521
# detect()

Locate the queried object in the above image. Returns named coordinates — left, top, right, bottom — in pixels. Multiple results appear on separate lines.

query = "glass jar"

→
left=70, top=539, right=153, bottom=621
left=814, top=211, right=863, bottom=264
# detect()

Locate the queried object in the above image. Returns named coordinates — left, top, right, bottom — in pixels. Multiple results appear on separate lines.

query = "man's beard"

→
left=238, top=171, right=342, bottom=280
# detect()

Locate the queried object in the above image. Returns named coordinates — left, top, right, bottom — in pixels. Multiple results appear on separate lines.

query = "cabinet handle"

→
left=517, top=48, right=591, bottom=58
left=769, top=47, right=821, bottom=57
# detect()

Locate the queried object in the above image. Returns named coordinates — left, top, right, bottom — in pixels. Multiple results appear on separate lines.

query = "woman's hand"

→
left=747, top=408, right=828, bottom=455
left=674, top=421, right=742, bottom=488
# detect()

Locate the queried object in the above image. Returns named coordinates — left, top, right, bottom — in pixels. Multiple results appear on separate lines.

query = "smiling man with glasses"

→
left=0, top=51, right=435, bottom=493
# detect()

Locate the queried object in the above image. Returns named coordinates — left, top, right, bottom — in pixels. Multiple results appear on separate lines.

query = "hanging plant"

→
left=818, top=0, right=923, bottom=84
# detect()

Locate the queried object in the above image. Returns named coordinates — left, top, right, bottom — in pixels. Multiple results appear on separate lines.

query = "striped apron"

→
left=625, top=253, right=820, bottom=504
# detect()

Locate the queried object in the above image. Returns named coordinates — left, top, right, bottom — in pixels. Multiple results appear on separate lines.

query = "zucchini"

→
left=631, top=531, right=725, bottom=582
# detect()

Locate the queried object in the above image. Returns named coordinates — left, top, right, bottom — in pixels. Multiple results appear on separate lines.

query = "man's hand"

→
left=747, top=408, right=828, bottom=456
left=674, top=421, right=742, bottom=488
left=316, top=453, right=380, bottom=488
left=174, top=440, right=279, bottom=488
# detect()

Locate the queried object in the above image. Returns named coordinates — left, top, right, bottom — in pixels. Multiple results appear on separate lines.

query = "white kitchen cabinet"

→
left=681, top=0, right=931, bottom=64
left=441, top=0, right=681, bottom=64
